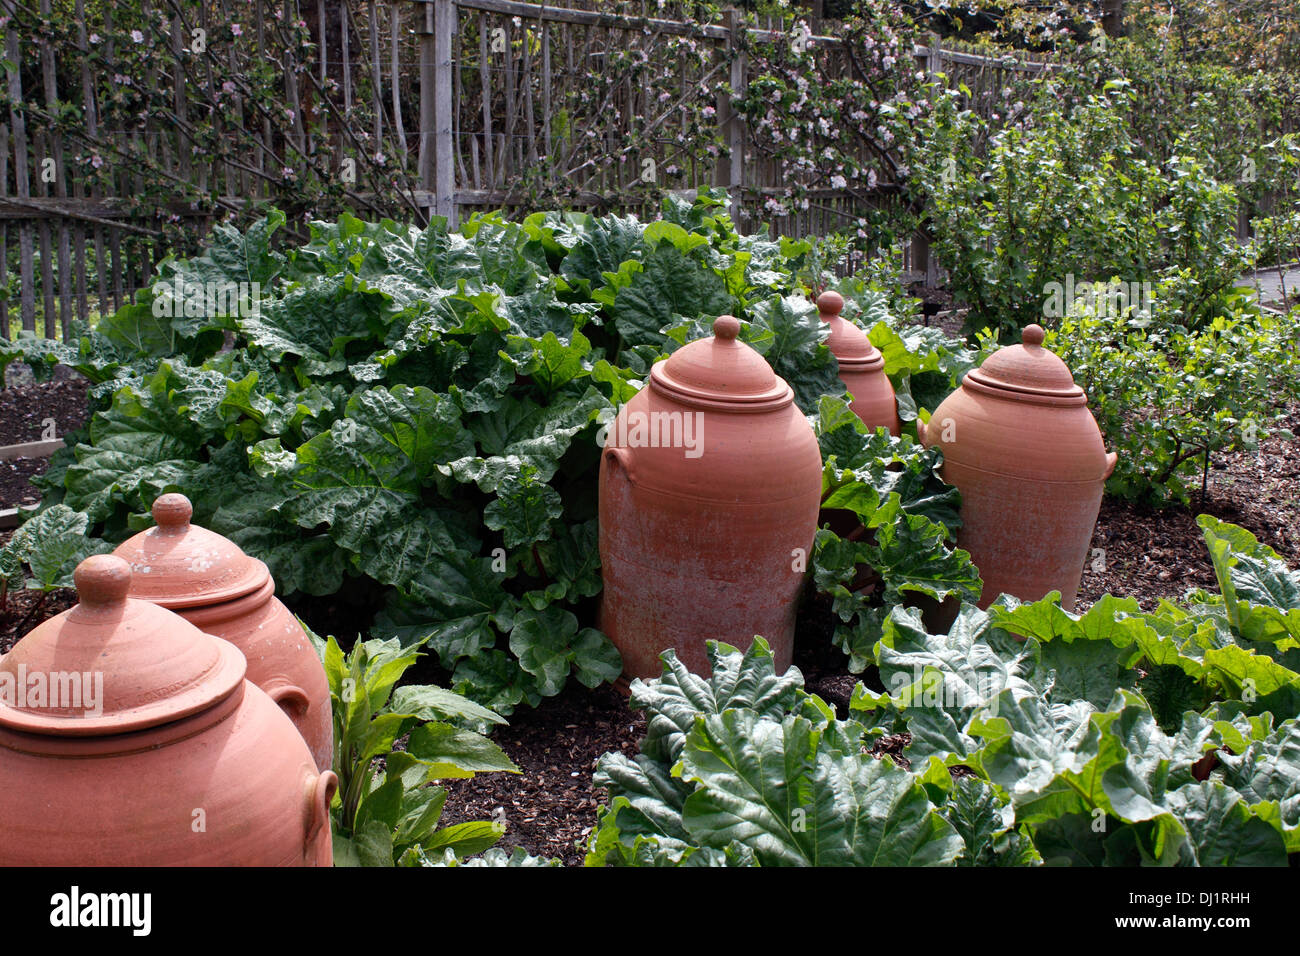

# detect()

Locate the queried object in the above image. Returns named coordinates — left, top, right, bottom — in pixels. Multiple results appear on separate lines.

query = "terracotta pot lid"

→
left=963, top=324, right=1086, bottom=405
left=817, top=291, right=884, bottom=372
left=0, top=555, right=246, bottom=737
left=650, top=315, right=793, bottom=411
left=113, top=493, right=269, bottom=608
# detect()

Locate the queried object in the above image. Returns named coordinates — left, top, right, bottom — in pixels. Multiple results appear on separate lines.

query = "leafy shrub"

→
left=919, top=82, right=1256, bottom=339
left=1252, top=208, right=1300, bottom=270
left=1248, top=134, right=1300, bottom=268
left=1047, top=293, right=1300, bottom=503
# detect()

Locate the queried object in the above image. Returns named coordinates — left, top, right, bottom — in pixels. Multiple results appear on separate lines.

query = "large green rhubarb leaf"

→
left=854, top=604, right=1039, bottom=762
left=1165, top=782, right=1288, bottom=866
left=630, top=637, right=806, bottom=766
left=611, top=244, right=731, bottom=348
left=372, top=551, right=517, bottom=664
left=1214, top=718, right=1300, bottom=850
left=679, top=709, right=964, bottom=866
left=280, top=385, right=475, bottom=584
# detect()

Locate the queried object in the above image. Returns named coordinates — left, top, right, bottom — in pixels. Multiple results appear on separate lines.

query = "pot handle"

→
left=915, top=417, right=927, bottom=444
left=305, top=770, right=338, bottom=845
left=1104, top=450, right=1118, bottom=479
left=603, top=446, right=636, bottom=485
left=270, top=683, right=311, bottom=719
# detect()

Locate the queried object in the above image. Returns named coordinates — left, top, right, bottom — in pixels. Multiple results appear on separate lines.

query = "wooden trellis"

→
left=2, top=0, right=1208, bottom=343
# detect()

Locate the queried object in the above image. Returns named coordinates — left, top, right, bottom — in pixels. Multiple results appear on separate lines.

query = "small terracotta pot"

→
left=818, top=291, right=900, bottom=436
left=919, top=324, right=1116, bottom=610
left=113, top=494, right=332, bottom=772
left=598, top=316, right=823, bottom=681
left=0, top=555, right=335, bottom=866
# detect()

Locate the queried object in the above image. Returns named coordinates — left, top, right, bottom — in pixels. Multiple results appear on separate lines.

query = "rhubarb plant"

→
left=590, top=596, right=1298, bottom=866
left=810, top=396, right=981, bottom=671
left=5, top=191, right=966, bottom=711
left=590, top=517, right=1300, bottom=866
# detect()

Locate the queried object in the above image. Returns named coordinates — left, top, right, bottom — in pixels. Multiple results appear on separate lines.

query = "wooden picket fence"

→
left=0, top=0, right=1067, bottom=342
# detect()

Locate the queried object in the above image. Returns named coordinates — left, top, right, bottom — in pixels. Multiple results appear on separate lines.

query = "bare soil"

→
left=0, top=374, right=90, bottom=510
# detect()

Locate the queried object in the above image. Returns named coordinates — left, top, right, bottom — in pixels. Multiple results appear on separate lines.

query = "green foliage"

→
left=1048, top=294, right=1300, bottom=504
left=590, top=516, right=1300, bottom=866
left=812, top=397, right=980, bottom=671
left=920, top=79, right=1263, bottom=340
left=313, top=629, right=519, bottom=867
left=586, top=638, right=965, bottom=867
left=8, top=192, right=930, bottom=711
left=0, top=506, right=114, bottom=601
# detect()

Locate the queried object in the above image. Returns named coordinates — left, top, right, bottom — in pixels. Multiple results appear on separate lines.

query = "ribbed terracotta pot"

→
left=818, top=291, right=900, bottom=436
left=0, top=555, right=336, bottom=866
left=113, top=494, right=332, bottom=772
left=598, top=315, right=823, bottom=681
left=919, top=324, right=1116, bottom=610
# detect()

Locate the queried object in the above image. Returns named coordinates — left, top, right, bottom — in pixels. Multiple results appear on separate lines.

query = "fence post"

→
left=417, top=1, right=435, bottom=217
left=715, top=7, right=746, bottom=225
left=914, top=32, right=944, bottom=287
left=2, top=10, right=36, bottom=334
left=434, top=0, right=456, bottom=226
left=418, top=0, right=456, bottom=226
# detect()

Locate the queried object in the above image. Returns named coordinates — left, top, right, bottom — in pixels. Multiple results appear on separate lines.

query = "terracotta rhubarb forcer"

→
left=918, top=324, right=1117, bottom=610
left=0, top=555, right=336, bottom=866
left=113, top=493, right=331, bottom=771
left=818, top=291, right=900, bottom=436
left=598, top=315, right=823, bottom=681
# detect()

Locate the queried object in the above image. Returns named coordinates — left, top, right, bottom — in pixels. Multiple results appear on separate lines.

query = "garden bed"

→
left=437, top=405, right=1300, bottom=865
left=0, top=372, right=90, bottom=446
left=1077, top=403, right=1300, bottom=609
left=3, top=367, right=1298, bottom=864
left=0, top=371, right=90, bottom=513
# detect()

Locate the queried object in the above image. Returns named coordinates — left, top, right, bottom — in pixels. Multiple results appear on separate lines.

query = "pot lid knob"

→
left=1023, top=324, right=1046, bottom=347
left=73, top=554, right=132, bottom=607
left=713, top=315, right=741, bottom=341
left=816, top=290, right=844, bottom=318
left=112, top=491, right=269, bottom=609
left=647, top=315, right=792, bottom=411
left=814, top=289, right=880, bottom=368
left=152, top=493, right=193, bottom=532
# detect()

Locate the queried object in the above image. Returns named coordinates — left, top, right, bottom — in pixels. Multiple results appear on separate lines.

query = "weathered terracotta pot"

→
left=818, top=290, right=900, bottom=436
left=0, top=555, right=336, bottom=866
left=918, top=324, right=1116, bottom=610
left=113, top=494, right=332, bottom=772
left=598, top=315, right=823, bottom=681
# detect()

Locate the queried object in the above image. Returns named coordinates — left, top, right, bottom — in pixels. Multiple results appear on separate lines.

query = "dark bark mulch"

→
left=0, top=374, right=90, bottom=509
left=0, top=457, right=48, bottom=511
left=0, top=376, right=90, bottom=446
left=1078, top=405, right=1300, bottom=610
left=0, top=587, right=77, bottom=655
left=437, top=683, right=647, bottom=867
